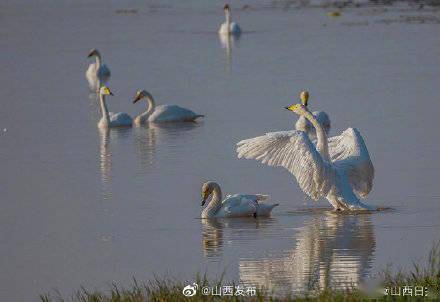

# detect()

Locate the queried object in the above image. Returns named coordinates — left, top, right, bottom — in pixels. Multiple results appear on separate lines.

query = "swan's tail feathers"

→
left=269, top=203, right=280, bottom=210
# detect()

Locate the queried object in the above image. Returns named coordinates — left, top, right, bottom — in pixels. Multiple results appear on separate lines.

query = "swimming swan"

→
left=218, top=4, right=241, bottom=36
left=86, top=49, right=111, bottom=92
left=236, top=103, right=376, bottom=211
left=201, top=181, right=279, bottom=218
left=98, top=86, right=132, bottom=128
left=295, top=91, right=331, bottom=137
left=132, top=90, right=204, bottom=125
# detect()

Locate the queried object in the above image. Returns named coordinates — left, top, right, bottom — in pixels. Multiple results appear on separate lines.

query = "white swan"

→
left=295, top=91, right=331, bottom=137
left=201, top=181, right=279, bottom=218
left=236, top=103, right=376, bottom=211
left=86, top=49, right=111, bottom=92
left=218, top=4, right=241, bottom=36
left=98, top=86, right=132, bottom=128
left=132, top=90, right=204, bottom=125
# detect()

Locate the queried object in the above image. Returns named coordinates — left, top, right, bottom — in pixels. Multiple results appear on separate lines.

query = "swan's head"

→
left=87, top=49, right=100, bottom=58
left=133, top=90, right=153, bottom=104
left=201, top=181, right=219, bottom=206
left=223, top=4, right=230, bottom=12
left=100, top=86, right=113, bottom=96
left=300, top=90, right=309, bottom=107
left=285, top=103, right=308, bottom=115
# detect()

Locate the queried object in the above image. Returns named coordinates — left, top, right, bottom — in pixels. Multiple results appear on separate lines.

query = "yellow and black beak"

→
left=285, top=104, right=298, bottom=112
left=133, top=94, right=142, bottom=104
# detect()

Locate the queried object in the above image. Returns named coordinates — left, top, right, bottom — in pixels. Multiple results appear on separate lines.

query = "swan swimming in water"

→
left=236, top=102, right=376, bottom=211
left=201, top=181, right=279, bottom=218
left=295, top=91, right=331, bottom=137
left=86, top=49, right=111, bottom=92
left=132, top=90, right=204, bottom=125
left=98, top=86, right=132, bottom=128
left=218, top=4, right=241, bottom=36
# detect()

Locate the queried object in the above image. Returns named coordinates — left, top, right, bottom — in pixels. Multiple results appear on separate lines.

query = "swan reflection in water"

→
left=98, top=127, right=131, bottom=199
left=239, top=211, right=375, bottom=295
left=133, top=122, right=202, bottom=172
left=201, top=218, right=277, bottom=258
left=219, top=33, right=240, bottom=71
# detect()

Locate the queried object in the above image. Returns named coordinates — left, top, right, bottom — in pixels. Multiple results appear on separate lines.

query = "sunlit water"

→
left=1, top=1, right=439, bottom=300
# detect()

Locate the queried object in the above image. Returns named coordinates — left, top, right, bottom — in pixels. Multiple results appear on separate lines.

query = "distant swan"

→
left=295, top=91, right=331, bottom=137
left=236, top=103, right=376, bottom=211
left=132, top=90, right=204, bottom=125
left=218, top=4, right=241, bottom=36
left=98, top=86, right=132, bottom=128
left=86, top=49, right=111, bottom=92
left=201, top=181, right=278, bottom=218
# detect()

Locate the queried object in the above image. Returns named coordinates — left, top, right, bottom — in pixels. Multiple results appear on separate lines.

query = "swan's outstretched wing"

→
left=236, top=130, right=335, bottom=200
left=328, top=128, right=374, bottom=198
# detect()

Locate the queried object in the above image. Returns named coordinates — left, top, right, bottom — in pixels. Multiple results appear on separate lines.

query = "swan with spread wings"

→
left=236, top=99, right=375, bottom=211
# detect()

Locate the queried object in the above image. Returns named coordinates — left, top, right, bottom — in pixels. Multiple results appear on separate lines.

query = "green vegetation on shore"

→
left=41, top=242, right=439, bottom=302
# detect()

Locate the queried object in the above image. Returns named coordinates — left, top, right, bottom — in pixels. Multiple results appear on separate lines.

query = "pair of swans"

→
left=200, top=91, right=375, bottom=217
left=97, top=86, right=204, bottom=128
left=236, top=91, right=375, bottom=211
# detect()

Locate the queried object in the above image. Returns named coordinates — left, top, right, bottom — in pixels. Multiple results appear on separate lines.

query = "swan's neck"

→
left=138, top=94, right=156, bottom=121
left=225, top=10, right=231, bottom=28
left=302, top=110, right=330, bottom=161
left=203, top=185, right=223, bottom=217
left=145, top=95, right=155, bottom=115
left=95, top=53, right=102, bottom=68
left=99, top=93, right=110, bottom=125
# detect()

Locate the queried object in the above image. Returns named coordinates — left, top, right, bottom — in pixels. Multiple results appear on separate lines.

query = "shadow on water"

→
left=238, top=211, right=376, bottom=295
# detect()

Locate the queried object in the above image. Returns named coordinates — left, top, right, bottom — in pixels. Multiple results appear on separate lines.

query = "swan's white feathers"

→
left=216, top=194, right=276, bottom=217
left=109, top=112, right=132, bottom=127
left=148, top=104, right=203, bottom=123
left=218, top=194, right=258, bottom=217
left=86, top=63, right=111, bottom=90
left=219, top=22, right=241, bottom=35
left=237, top=130, right=335, bottom=200
left=328, top=128, right=374, bottom=198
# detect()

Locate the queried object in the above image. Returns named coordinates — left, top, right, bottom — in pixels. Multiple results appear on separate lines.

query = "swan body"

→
left=132, top=90, right=204, bottom=125
left=98, top=86, right=132, bottom=128
left=218, top=4, right=241, bottom=36
left=295, top=91, right=331, bottom=136
left=201, top=181, right=278, bottom=218
left=86, top=49, right=111, bottom=92
left=236, top=103, right=375, bottom=211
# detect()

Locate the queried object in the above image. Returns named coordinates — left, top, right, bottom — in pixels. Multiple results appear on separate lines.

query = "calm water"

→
left=1, top=1, right=440, bottom=300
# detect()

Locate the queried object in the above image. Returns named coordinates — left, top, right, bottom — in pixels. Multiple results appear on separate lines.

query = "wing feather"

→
left=237, top=130, right=335, bottom=200
left=328, top=128, right=374, bottom=198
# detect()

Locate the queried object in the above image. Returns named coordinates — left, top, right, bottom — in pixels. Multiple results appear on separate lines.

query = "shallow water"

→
left=1, top=1, right=440, bottom=300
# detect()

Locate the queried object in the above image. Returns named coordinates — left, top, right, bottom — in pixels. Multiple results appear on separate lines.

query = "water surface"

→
left=1, top=1, right=440, bottom=300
